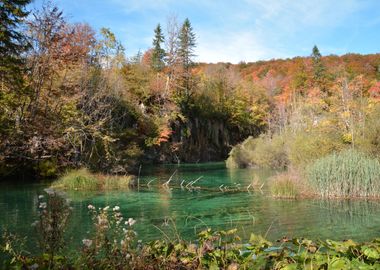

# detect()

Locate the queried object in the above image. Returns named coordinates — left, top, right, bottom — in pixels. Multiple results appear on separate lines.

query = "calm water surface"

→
left=1, top=162, right=380, bottom=247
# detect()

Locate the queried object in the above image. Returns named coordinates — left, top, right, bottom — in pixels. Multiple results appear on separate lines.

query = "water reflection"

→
left=1, top=163, right=380, bottom=247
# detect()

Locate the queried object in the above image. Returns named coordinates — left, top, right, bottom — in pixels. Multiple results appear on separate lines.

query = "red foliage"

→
left=157, top=127, right=172, bottom=144
left=369, top=81, right=380, bottom=99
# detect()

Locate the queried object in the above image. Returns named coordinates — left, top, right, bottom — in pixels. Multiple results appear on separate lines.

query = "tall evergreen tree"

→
left=0, top=0, right=31, bottom=88
left=177, top=18, right=196, bottom=100
left=311, top=45, right=326, bottom=83
left=178, top=18, right=196, bottom=73
left=151, top=24, right=165, bottom=72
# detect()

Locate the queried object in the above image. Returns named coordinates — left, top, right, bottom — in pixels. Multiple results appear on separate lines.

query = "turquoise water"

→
left=1, top=162, right=380, bottom=248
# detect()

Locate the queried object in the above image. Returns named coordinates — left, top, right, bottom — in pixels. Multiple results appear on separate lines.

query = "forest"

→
left=1, top=0, right=269, bottom=179
left=2, top=0, right=380, bottom=269
left=2, top=1, right=380, bottom=180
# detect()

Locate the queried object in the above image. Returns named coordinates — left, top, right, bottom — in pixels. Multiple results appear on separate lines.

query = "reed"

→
left=104, top=175, right=133, bottom=190
left=307, top=149, right=380, bottom=198
left=269, top=172, right=301, bottom=199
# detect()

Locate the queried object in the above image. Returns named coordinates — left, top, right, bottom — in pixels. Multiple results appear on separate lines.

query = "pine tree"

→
left=0, top=0, right=31, bottom=88
left=151, top=24, right=165, bottom=72
left=311, top=45, right=325, bottom=83
left=177, top=18, right=196, bottom=99
left=178, top=18, right=196, bottom=73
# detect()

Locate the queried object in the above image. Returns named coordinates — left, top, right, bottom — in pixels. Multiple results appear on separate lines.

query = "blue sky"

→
left=30, top=0, right=380, bottom=63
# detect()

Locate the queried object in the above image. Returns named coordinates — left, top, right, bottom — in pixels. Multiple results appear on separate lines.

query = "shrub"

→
left=288, top=130, right=344, bottom=168
left=226, top=136, right=257, bottom=168
left=307, top=149, right=380, bottom=198
left=252, top=134, right=288, bottom=169
left=34, top=159, right=59, bottom=178
left=226, top=134, right=288, bottom=169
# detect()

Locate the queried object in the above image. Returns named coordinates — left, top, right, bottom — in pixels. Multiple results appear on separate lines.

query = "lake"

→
left=1, top=162, right=380, bottom=248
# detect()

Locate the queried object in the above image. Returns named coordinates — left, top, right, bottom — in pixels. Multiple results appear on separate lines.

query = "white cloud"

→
left=196, top=30, right=286, bottom=63
left=105, top=0, right=370, bottom=62
left=196, top=0, right=365, bottom=62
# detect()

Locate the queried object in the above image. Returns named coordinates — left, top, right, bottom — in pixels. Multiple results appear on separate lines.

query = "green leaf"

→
left=280, top=264, right=298, bottom=270
left=362, top=245, right=380, bottom=259
left=329, top=257, right=349, bottom=270
left=209, top=262, right=219, bottom=270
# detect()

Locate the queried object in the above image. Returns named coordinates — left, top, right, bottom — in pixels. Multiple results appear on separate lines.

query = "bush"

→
left=288, top=130, right=344, bottom=168
left=307, top=149, right=380, bottom=198
left=226, top=136, right=257, bottom=168
left=252, top=134, right=288, bottom=169
left=226, top=134, right=288, bottom=169
left=34, top=159, right=59, bottom=178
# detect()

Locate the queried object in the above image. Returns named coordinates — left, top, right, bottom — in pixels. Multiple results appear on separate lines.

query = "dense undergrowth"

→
left=227, top=99, right=380, bottom=198
left=2, top=190, right=380, bottom=270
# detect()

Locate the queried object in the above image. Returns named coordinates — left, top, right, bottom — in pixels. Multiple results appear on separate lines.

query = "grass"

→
left=269, top=171, right=303, bottom=199
left=51, top=168, right=134, bottom=191
left=307, top=149, right=380, bottom=198
left=104, top=175, right=132, bottom=190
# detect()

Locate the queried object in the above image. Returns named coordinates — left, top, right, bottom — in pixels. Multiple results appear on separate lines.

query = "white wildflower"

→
left=38, top=195, right=44, bottom=200
left=82, top=239, right=93, bottom=248
left=125, top=217, right=136, bottom=226
left=113, top=206, right=120, bottom=211
left=39, top=202, right=47, bottom=209
left=88, top=204, right=95, bottom=210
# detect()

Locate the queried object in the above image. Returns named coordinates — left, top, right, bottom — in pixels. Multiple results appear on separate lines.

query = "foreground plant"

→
left=2, top=188, right=72, bottom=269
left=2, top=200, right=380, bottom=269
left=77, top=204, right=139, bottom=269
